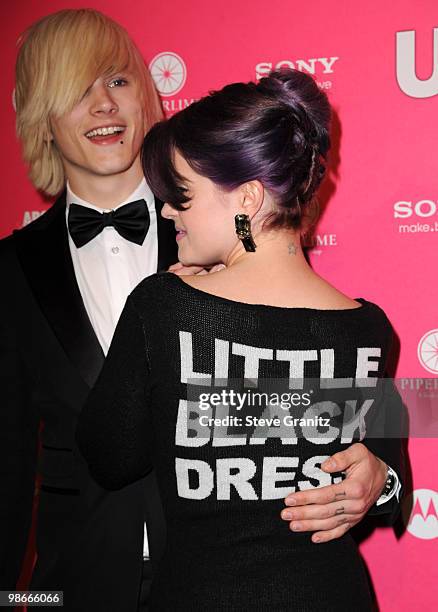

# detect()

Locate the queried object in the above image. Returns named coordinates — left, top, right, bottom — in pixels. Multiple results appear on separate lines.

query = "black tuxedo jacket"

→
left=0, top=192, right=178, bottom=611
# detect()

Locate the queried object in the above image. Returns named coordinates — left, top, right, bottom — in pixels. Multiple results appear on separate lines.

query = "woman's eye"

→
left=108, top=78, right=128, bottom=88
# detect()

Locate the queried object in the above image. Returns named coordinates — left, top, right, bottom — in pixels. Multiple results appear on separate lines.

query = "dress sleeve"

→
left=361, top=374, right=408, bottom=523
left=76, top=295, right=153, bottom=490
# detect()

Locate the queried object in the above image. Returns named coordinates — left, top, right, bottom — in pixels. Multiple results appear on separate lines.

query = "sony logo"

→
left=256, top=57, right=339, bottom=80
left=393, top=200, right=438, bottom=219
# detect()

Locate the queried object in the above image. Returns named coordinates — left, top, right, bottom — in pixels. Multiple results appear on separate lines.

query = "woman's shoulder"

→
left=132, top=271, right=390, bottom=322
left=129, top=270, right=393, bottom=324
left=129, top=271, right=178, bottom=303
left=127, top=272, right=395, bottom=362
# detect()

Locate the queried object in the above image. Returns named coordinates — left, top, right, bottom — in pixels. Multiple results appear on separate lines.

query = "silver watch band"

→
left=375, top=465, right=401, bottom=506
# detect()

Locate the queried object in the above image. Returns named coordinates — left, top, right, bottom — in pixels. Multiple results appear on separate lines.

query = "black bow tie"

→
left=67, top=199, right=150, bottom=248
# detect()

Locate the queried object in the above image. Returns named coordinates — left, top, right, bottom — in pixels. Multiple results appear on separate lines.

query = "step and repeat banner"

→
left=1, top=1, right=437, bottom=610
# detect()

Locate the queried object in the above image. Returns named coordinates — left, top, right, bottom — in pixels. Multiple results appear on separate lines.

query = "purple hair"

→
left=142, top=68, right=331, bottom=229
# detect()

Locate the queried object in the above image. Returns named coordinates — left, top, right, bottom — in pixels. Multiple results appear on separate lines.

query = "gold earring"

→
left=235, top=214, right=256, bottom=252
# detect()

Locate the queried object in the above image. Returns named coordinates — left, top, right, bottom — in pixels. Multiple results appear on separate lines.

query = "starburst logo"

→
left=149, top=52, right=187, bottom=97
left=418, top=329, right=438, bottom=374
left=403, top=489, right=438, bottom=539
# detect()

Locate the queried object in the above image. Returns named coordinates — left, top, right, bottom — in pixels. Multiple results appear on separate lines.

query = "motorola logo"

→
left=403, top=488, right=438, bottom=539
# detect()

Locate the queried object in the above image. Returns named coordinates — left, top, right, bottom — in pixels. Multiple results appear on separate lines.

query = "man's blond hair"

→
left=15, top=9, right=163, bottom=196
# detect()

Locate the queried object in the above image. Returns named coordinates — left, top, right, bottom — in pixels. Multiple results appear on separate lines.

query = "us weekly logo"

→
left=396, top=27, right=438, bottom=98
left=174, top=331, right=390, bottom=501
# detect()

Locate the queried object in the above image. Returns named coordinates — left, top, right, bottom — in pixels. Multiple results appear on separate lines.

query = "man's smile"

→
left=85, top=125, right=126, bottom=143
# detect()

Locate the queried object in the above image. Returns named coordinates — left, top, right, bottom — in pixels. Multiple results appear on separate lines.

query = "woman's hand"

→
left=167, top=262, right=226, bottom=275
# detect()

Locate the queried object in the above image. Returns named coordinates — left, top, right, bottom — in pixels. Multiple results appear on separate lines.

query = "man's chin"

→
left=89, top=159, right=138, bottom=177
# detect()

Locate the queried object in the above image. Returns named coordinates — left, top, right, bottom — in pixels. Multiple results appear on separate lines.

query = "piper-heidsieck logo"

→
left=149, top=52, right=195, bottom=115
left=396, top=27, right=438, bottom=98
left=255, top=56, right=339, bottom=90
left=418, top=329, right=438, bottom=375
left=403, top=489, right=438, bottom=539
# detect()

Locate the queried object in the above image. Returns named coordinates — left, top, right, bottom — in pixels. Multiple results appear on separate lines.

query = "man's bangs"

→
left=49, top=22, right=140, bottom=118
left=96, top=32, right=134, bottom=81
left=96, top=25, right=148, bottom=101
left=142, top=123, right=190, bottom=211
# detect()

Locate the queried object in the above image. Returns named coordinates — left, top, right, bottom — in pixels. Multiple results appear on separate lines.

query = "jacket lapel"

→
left=14, top=193, right=105, bottom=388
left=154, top=197, right=178, bottom=271
left=14, top=194, right=177, bottom=388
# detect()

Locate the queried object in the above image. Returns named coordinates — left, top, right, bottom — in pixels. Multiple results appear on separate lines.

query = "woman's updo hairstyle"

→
left=142, top=67, right=331, bottom=230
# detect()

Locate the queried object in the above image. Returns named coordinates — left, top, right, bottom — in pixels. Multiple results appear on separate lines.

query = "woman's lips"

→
left=176, top=230, right=187, bottom=241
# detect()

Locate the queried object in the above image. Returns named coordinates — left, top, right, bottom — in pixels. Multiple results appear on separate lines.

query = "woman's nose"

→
left=161, top=202, right=176, bottom=220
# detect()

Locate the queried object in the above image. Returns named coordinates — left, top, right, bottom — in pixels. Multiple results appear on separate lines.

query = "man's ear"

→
left=45, top=117, right=55, bottom=143
left=240, top=180, right=264, bottom=217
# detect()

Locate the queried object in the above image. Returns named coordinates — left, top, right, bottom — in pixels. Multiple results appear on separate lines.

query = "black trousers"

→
left=137, top=560, right=153, bottom=612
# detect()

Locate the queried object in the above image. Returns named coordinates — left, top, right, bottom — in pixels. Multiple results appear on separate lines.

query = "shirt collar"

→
left=65, top=178, right=155, bottom=214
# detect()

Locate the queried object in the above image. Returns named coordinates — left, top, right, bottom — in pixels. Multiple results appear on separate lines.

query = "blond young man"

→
left=0, top=7, right=403, bottom=612
left=0, top=9, right=177, bottom=611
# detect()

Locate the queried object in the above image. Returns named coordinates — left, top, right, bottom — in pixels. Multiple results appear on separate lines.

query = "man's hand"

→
left=167, top=262, right=226, bottom=275
left=281, top=443, right=388, bottom=543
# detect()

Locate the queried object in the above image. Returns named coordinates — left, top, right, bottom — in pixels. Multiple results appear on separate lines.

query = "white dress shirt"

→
left=66, top=178, right=158, bottom=558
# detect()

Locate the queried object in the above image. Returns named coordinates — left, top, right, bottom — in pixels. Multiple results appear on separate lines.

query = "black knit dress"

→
left=77, top=271, right=399, bottom=611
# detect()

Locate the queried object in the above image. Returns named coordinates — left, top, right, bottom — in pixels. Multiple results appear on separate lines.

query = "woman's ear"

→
left=240, top=180, right=264, bottom=216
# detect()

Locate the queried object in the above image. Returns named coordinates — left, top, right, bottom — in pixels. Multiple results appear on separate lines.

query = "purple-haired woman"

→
left=77, top=69, right=403, bottom=610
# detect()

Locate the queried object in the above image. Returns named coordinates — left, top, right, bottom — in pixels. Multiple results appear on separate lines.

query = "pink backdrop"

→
left=1, top=1, right=437, bottom=610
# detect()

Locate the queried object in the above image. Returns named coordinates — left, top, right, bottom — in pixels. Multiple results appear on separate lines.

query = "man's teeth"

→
left=85, top=126, right=125, bottom=138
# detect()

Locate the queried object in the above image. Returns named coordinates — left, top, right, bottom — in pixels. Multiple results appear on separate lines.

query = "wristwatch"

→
left=375, top=465, right=401, bottom=506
